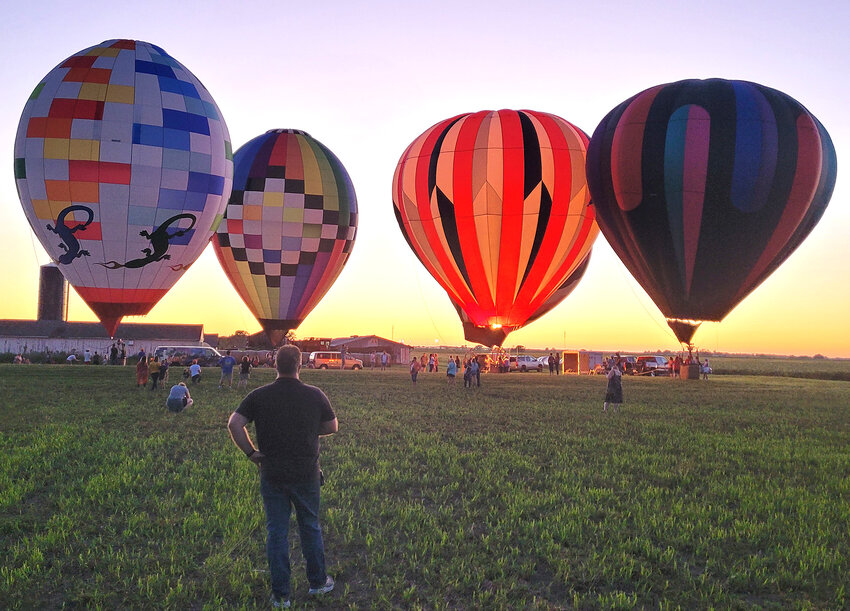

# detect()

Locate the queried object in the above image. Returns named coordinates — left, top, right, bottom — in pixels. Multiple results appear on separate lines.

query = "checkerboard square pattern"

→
left=213, top=130, right=358, bottom=331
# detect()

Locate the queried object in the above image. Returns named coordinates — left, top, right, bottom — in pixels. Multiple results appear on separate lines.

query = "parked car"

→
left=510, top=354, right=543, bottom=372
left=635, top=355, right=669, bottom=376
left=598, top=355, right=637, bottom=374
left=308, top=351, right=363, bottom=370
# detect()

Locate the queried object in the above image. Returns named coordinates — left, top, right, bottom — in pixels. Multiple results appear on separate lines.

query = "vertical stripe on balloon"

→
left=731, top=82, right=777, bottom=213
left=610, top=85, right=663, bottom=211
left=680, top=106, right=709, bottom=296
left=736, top=112, right=823, bottom=299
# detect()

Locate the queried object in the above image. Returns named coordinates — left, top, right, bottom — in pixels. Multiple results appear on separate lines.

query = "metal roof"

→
left=0, top=319, right=204, bottom=342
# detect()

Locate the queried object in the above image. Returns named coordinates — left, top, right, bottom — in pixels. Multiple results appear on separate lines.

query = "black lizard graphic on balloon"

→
left=98, top=213, right=197, bottom=269
left=46, top=205, right=94, bottom=265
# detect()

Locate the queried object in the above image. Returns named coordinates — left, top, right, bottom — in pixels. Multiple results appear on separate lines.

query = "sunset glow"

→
left=1, top=1, right=847, bottom=357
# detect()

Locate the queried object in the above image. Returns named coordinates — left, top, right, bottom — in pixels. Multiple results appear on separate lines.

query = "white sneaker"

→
left=308, top=575, right=335, bottom=595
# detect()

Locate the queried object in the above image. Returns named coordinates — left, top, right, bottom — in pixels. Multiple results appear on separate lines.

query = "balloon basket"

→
left=682, top=363, right=701, bottom=380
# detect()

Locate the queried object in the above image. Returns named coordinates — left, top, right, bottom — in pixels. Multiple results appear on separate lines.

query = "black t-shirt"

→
left=236, top=377, right=335, bottom=484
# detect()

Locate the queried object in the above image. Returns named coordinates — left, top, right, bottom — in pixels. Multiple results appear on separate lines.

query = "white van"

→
left=510, top=354, right=543, bottom=372
left=308, top=351, right=363, bottom=370
left=154, top=345, right=222, bottom=367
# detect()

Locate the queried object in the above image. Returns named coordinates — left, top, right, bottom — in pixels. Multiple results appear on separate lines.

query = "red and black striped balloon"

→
left=393, top=109, right=598, bottom=346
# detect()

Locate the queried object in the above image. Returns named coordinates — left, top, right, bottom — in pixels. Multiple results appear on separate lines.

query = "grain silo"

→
left=37, top=264, right=68, bottom=322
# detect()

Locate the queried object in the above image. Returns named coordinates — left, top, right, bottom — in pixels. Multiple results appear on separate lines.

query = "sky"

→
left=1, top=0, right=848, bottom=357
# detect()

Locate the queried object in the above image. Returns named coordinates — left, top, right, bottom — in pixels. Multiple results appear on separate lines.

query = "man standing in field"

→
left=218, top=350, right=237, bottom=389
left=227, top=344, right=337, bottom=608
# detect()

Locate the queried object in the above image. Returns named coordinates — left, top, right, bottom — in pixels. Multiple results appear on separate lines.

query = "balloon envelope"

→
left=14, top=39, right=233, bottom=336
left=524, top=250, right=591, bottom=326
left=393, top=109, right=599, bottom=346
left=213, top=130, right=358, bottom=346
left=450, top=251, right=592, bottom=345
left=586, top=79, right=836, bottom=344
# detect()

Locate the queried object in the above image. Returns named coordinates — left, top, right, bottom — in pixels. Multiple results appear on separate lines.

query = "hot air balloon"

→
left=14, top=40, right=233, bottom=336
left=213, top=130, right=358, bottom=346
left=586, top=79, right=836, bottom=345
left=393, top=109, right=599, bottom=346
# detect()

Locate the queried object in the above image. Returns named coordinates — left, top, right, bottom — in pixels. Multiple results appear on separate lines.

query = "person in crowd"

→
left=84, top=349, right=92, bottom=365
left=227, top=345, right=337, bottom=608
left=548, top=353, right=555, bottom=375
left=603, top=357, right=624, bottom=413
left=149, top=357, right=162, bottom=391
left=219, top=350, right=238, bottom=389
left=370, top=352, right=377, bottom=369
left=555, top=353, right=561, bottom=375
left=159, top=357, right=170, bottom=388
left=410, top=357, right=420, bottom=383
left=381, top=351, right=389, bottom=371
left=702, top=358, right=711, bottom=380
left=470, top=357, right=481, bottom=387
left=66, top=352, right=77, bottom=364
left=446, top=355, right=457, bottom=384
left=189, top=360, right=202, bottom=384
left=136, top=354, right=149, bottom=388
left=165, top=382, right=193, bottom=413
left=238, top=356, right=252, bottom=389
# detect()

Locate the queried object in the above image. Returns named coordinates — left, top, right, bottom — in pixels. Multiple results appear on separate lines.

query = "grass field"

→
left=710, top=357, right=850, bottom=381
left=2, top=363, right=848, bottom=609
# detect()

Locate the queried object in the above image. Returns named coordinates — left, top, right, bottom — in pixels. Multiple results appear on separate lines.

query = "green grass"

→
left=710, top=356, right=850, bottom=381
left=1, top=364, right=848, bottom=609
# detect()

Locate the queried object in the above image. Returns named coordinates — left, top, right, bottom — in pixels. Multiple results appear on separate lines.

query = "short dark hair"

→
left=276, top=345, right=301, bottom=375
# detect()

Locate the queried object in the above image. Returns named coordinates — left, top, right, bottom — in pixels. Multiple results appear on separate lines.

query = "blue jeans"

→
left=260, top=476, right=327, bottom=598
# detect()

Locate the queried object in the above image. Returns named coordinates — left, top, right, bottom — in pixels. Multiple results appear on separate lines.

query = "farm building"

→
left=0, top=264, right=210, bottom=361
left=330, top=335, right=412, bottom=366
left=0, top=319, right=207, bottom=361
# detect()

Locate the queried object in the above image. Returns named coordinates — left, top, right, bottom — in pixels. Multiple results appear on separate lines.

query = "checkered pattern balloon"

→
left=213, top=130, right=358, bottom=345
left=14, top=39, right=233, bottom=336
